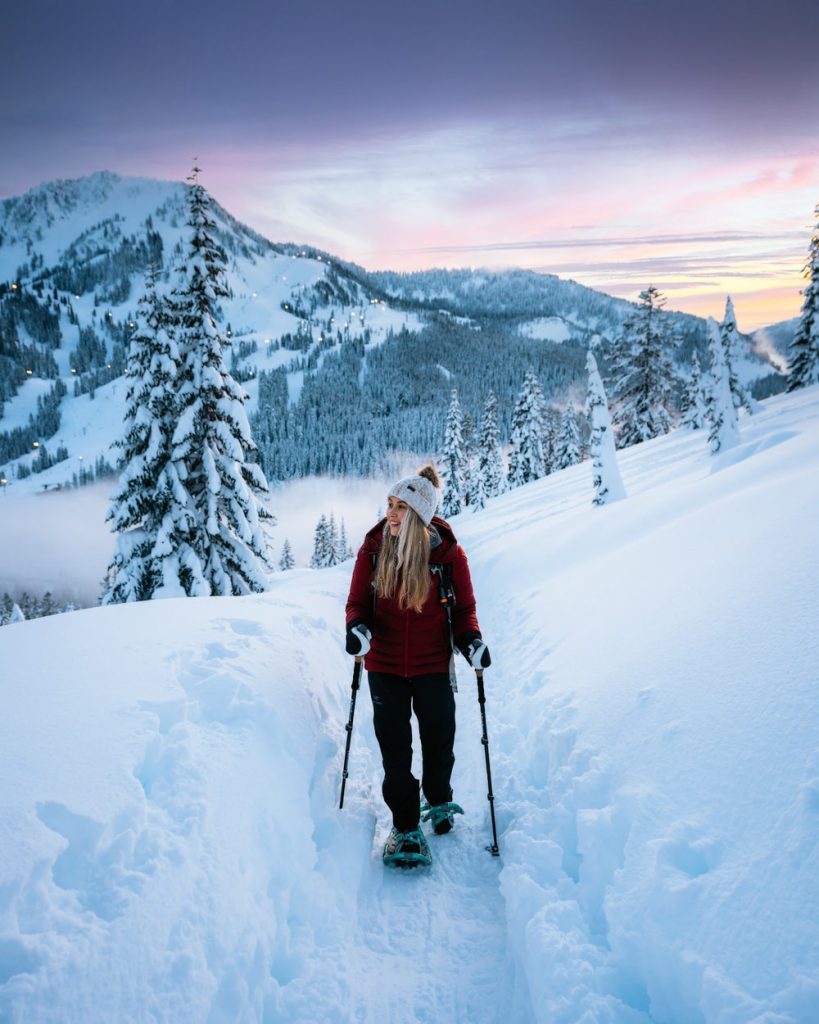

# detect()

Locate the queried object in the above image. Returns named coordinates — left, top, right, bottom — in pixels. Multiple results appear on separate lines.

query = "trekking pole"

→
left=339, top=657, right=363, bottom=809
left=475, top=669, right=500, bottom=856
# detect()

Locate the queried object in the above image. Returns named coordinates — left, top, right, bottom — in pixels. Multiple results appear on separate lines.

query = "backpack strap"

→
left=429, top=562, right=458, bottom=692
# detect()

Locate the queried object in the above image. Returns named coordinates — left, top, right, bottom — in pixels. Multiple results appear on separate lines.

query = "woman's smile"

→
left=386, top=497, right=408, bottom=535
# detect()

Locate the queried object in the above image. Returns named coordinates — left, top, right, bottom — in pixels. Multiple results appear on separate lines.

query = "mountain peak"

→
left=0, top=171, right=184, bottom=244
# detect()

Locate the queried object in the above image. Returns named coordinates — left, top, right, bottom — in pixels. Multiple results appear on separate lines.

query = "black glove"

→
left=457, top=631, right=491, bottom=669
left=346, top=620, right=372, bottom=656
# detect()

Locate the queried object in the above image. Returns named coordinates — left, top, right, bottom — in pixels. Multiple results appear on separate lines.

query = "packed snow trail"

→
left=337, top=659, right=525, bottom=1024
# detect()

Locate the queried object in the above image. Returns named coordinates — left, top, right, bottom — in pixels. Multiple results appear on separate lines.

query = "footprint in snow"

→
left=36, top=801, right=154, bottom=921
left=656, top=823, right=722, bottom=878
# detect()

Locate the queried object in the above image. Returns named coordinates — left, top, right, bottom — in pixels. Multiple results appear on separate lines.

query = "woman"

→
left=345, top=465, right=491, bottom=867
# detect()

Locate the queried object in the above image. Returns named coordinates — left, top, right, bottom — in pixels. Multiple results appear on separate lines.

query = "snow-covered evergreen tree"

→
left=338, top=518, right=353, bottom=561
left=279, top=538, right=295, bottom=571
left=680, top=352, right=708, bottom=430
left=470, top=390, right=505, bottom=511
left=610, top=285, right=676, bottom=448
left=327, top=512, right=340, bottom=565
left=542, top=406, right=561, bottom=474
left=507, top=369, right=546, bottom=488
left=463, top=453, right=480, bottom=510
left=461, top=414, right=479, bottom=510
left=163, top=166, right=273, bottom=596
left=103, top=268, right=179, bottom=603
left=310, top=514, right=331, bottom=569
left=586, top=351, right=626, bottom=506
left=720, top=296, right=760, bottom=413
left=440, top=388, right=466, bottom=516
left=556, top=404, right=581, bottom=469
left=787, top=204, right=819, bottom=391
left=705, top=316, right=740, bottom=454
left=9, top=602, right=25, bottom=624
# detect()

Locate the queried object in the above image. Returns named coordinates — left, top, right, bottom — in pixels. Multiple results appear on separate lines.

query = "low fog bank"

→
left=0, top=483, right=115, bottom=606
left=0, top=470, right=415, bottom=605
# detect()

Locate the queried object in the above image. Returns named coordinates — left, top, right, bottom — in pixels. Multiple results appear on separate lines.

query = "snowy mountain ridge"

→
left=0, top=172, right=788, bottom=492
left=0, top=171, right=269, bottom=259
left=1, top=384, right=817, bottom=1022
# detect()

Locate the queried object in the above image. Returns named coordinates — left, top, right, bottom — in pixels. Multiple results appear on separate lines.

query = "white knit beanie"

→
left=388, top=465, right=440, bottom=526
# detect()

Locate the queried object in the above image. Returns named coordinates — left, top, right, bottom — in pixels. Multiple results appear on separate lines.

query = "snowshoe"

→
left=421, top=801, right=464, bottom=835
left=382, top=827, right=432, bottom=868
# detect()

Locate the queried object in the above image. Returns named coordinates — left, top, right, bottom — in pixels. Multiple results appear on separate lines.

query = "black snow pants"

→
left=368, top=671, right=456, bottom=833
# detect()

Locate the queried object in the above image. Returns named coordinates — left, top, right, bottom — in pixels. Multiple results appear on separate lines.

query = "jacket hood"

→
left=362, top=515, right=459, bottom=562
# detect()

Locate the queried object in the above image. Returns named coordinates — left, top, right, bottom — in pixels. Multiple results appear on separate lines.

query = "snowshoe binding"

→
left=421, top=801, right=464, bottom=835
left=382, top=827, right=432, bottom=868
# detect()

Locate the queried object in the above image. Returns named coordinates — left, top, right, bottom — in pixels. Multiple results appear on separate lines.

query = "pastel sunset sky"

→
left=3, top=0, right=818, bottom=329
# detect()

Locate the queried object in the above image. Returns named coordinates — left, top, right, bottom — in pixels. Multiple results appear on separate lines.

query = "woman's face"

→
left=386, top=496, right=408, bottom=536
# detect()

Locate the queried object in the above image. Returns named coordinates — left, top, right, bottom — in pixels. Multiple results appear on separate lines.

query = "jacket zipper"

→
left=404, top=609, right=410, bottom=677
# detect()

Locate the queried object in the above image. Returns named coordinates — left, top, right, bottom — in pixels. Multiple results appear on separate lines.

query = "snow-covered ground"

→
left=1, top=387, right=818, bottom=1023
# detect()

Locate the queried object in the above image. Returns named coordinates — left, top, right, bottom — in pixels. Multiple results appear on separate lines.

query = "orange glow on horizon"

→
left=190, top=122, right=816, bottom=332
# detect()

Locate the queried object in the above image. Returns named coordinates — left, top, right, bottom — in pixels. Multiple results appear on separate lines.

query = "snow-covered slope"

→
left=1, top=386, right=817, bottom=1023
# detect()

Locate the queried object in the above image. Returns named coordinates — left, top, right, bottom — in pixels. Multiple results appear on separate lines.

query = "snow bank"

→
left=455, top=385, right=819, bottom=1023
left=0, top=576, right=372, bottom=1022
left=1, top=387, right=818, bottom=1023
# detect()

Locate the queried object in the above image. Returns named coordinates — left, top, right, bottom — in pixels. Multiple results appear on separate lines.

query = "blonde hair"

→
left=375, top=504, right=432, bottom=613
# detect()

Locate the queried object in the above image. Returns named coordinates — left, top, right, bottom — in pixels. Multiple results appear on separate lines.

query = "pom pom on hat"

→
left=389, top=464, right=440, bottom=526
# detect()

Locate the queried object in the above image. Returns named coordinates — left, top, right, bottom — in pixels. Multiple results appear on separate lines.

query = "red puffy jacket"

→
left=345, top=516, right=481, bottom=677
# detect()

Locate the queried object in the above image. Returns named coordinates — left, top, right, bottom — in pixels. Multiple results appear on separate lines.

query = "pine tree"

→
left=327, top=512, right=339, bottom=566
left=462, top=415, right=480, bottom=510
left=787, top=204, right=819, bottom=391
left=440, top=388, right=466, bottom=516
left=279, top=538, right=295, bottom=571
left=463, top=454, right=479, bottom=510
left=103, top=268, right=179, bottom=603
left=507, top=369, right=546, bottom=488
left=310, top=514, right=330, bottom=568
left=610, top=286, right=676, bottom=448
left=338, top=518, right=353, bottom=561
left=556, top=404, right=581, bottom=469
left=164, top=165, right=274, bottom=596
left=542, top=406, right=561, bottom=474
left=705, top=316, right=740, bottom=454
left=720, top=296, right=759, bottom=413
left=680, top=352, right=708, bottom=430
left=470, top=390, right=505, bottom=511
left=586, top=351, right=626, bottom=506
